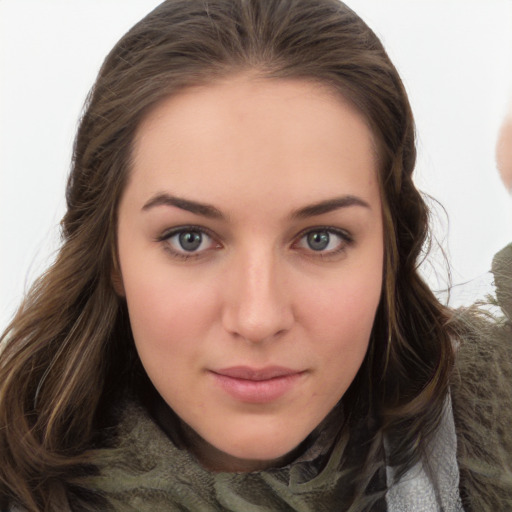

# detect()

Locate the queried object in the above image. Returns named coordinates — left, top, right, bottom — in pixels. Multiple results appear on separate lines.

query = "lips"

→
left=210, top=366, right=305, bottom=403
left=213, top=366, right=300, bottom=381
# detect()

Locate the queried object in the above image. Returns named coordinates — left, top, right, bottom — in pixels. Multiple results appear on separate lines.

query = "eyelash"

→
left=156, top=225, right=353, bottom=261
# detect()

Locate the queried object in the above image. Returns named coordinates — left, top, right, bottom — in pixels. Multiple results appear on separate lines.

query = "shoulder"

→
left=451, top=243, right=512, bottom=510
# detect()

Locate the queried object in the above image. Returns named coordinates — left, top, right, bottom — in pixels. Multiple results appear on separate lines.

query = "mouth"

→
left=210, top=366, right=305, bottom=403
left=213, top=366, right=301, bottom=380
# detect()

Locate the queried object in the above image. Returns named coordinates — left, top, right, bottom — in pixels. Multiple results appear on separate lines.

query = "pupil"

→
left=179, top=231, right=202, bottom=251
left=307, top=231, right=329, bottom=251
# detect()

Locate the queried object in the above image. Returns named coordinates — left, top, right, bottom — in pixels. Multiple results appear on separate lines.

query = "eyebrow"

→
left=142, top=193, right=224, bottom=219
left=291, top=195, right=371, bottom=219
left=142, top=193, right=370, bottom=220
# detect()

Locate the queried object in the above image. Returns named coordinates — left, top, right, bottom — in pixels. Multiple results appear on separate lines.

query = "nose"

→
left=221, top=248, right=294, bottom=343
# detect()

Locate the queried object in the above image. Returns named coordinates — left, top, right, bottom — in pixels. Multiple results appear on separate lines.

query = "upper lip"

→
left=212, top=366, right=302, bottom=381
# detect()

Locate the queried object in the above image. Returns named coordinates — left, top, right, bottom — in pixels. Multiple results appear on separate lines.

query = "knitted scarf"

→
left=79, top=395, right=463, bottom=511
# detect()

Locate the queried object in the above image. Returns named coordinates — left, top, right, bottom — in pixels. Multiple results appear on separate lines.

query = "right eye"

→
left=158, top=227, right=220, bottom=259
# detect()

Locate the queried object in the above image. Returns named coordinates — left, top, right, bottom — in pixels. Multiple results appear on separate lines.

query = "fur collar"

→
left=451, top=243, right=512, bottom=510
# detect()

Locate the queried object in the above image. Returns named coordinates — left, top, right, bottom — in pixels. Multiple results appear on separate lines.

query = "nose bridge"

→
left=222, top=244, right=293, bottom=342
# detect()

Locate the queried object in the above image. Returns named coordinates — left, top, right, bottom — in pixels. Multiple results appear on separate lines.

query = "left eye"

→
left=295, top=229, right=349, bottom=253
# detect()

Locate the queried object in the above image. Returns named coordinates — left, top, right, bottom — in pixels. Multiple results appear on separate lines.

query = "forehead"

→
left=127, top=75, right=380, bottom=213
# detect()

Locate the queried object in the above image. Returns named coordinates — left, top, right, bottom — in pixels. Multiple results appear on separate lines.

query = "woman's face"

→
left=116, top=75, right=384, bottom=471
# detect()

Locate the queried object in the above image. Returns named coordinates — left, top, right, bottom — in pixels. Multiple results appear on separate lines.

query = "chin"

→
left=206, top=419, right=312, bottom=463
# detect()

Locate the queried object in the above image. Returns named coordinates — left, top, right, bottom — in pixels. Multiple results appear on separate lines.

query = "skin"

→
left=115, top=74, right=384, bottom=472
left=496, top=100, right=512, bottom=192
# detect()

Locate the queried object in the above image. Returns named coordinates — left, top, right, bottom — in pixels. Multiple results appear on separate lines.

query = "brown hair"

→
left=0, top=0, right=455, bottom=510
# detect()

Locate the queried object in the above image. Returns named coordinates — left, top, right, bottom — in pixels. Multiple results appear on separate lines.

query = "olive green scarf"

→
left=78, top=400, right=372, bottom=511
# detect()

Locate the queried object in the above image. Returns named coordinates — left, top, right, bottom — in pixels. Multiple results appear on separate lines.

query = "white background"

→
left=1, top=0, right=512, bottom=330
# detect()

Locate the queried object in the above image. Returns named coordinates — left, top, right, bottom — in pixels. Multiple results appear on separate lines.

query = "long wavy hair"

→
left=0, top=0, right=455, bottom=510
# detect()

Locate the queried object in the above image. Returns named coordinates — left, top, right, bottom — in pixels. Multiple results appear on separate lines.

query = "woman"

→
left=1, top=0, right=510, bottom=510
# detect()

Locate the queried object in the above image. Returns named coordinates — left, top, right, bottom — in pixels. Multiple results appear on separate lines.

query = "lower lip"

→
left=210, top=372, right=304, bottom=403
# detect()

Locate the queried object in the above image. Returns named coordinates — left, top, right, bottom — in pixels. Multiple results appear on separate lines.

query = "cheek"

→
left=313, top=287, right=379, bottom=359
left=121, top=269, right=223, bottom=396
left=297, top=254, right=383, bottom=375
left=121, top=263, right=219, bottom=355
left=304, top=259, right=382, bottom=334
